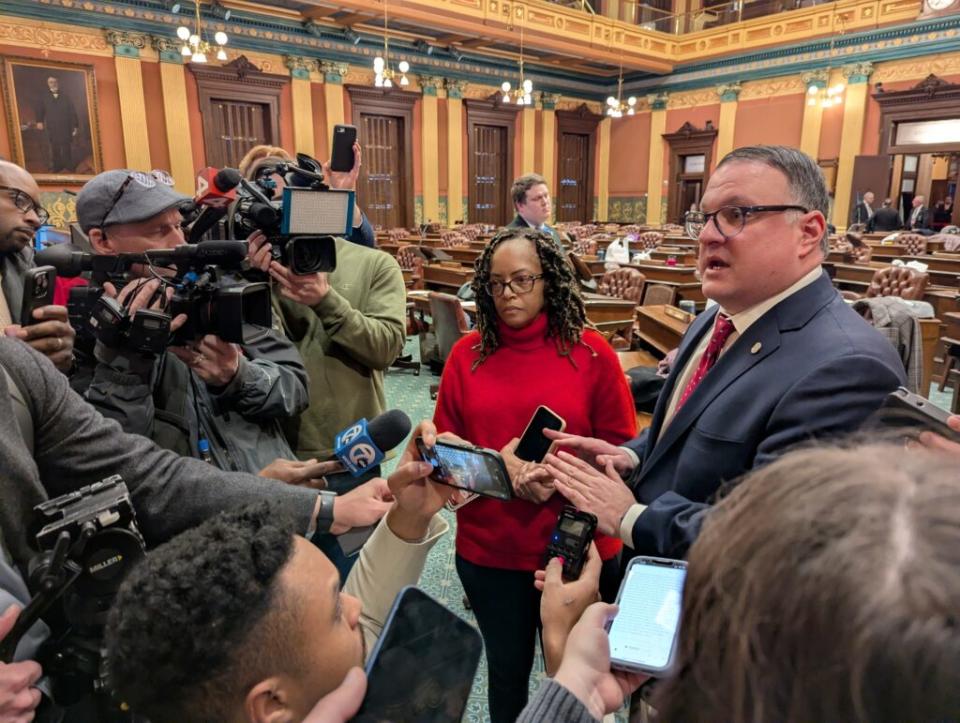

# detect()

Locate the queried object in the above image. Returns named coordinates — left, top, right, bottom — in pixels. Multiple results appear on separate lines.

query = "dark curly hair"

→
left=103, top=503, right=300, bottom=723
left=470, top=227, right=594, bottom=370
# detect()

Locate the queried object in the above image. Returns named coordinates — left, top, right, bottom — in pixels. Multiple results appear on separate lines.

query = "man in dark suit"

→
left=505, top=173, right=567, bottom=250
left=541, top=145, right=906, bottom=559
left=908, top=195, right=931, bottom=232
left=36, top=76, right=79, bottom=173
left=866, top=198, right=902, bottom=232
left=850, top=190, right=874, bottom=226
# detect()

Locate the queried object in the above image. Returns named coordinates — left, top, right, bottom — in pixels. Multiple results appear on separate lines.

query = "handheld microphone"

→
left=333, top=409, right=412, bottom=477
left=195, top=167, right=241, bottom=209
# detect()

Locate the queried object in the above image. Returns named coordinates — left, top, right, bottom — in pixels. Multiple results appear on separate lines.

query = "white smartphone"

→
left=608, top=556, right=687, bottom=676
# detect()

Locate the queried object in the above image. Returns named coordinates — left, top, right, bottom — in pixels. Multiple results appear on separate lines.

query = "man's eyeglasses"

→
left=0, top=186, right=49, bottom=226
left=487, top=274, right=544, bottom=297
left=98, top=170, right=175, bottom=230
left=684, top=205, right=809, bottom=241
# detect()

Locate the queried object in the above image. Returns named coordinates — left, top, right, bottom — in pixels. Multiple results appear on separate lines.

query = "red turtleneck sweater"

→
left=433, top=312, right=636, bottom=570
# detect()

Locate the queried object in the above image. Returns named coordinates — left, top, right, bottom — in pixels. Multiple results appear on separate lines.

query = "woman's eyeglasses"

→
left=0, top=186, right=49, bottom=226
left=98, top=170, right=175, bottom=229
left=486, top=274, right=544, bottom=297
left=684, top=204, right=809, bottom=241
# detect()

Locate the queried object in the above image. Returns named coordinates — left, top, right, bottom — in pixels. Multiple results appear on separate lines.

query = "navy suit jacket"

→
left=623, top=272, right=906, bottom=558
left=506, top=214, right=565, bottom=250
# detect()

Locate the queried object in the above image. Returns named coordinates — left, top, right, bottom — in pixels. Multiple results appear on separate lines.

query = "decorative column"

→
left=799, top=70, right=829, bottom=160
left=833, top=62, right=873, bottom=230
left=106, top=31, right=152, bottom=171
left=445, top=79, right=467, bottom=224
left=420, top=75, right=444, bottom=225
left=597, top=116, right=611, bottom=221
left=285, top=56, right=316, bottom=157
left=319, top=61, right=348, bottom=136
left=715, top=82, right=741, bottom=161
left=150, top=37, right=196, bottom=194
left=541, top=93, right=560, bottom=201
left=521, top=99, right=536, bottom=173
left=646, top=92, right=669, bottom=226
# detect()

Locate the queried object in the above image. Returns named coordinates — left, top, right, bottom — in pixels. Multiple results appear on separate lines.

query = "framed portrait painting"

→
left=1, top=56, right=103, bottom=184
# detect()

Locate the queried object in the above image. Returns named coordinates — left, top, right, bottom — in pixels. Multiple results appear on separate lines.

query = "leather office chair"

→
left=396, top=244, right=424, bottom=289
left=641, top=283, right=676, bottom=306
left=662, top=223, right=685, bottom=234
left=573, top=237, right=598, bottom=255
left=427, top=292, right=471, bottom=399
left=599, top=267, right=646, bottom=303
left=899, top=233, right=928, bottom=256
left=865, top=266, right=929, bottom=301
left=639, top=231, right=664, bottom=250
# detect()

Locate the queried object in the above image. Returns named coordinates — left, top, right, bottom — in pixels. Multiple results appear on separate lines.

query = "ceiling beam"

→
left=334, top=10, right=379, bottom=26
left=303, top=6, right=342, bottom=20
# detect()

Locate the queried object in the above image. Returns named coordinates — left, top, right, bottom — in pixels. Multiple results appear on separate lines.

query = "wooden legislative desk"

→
left=581, top=293, right=640, bottom=340
left=423, top=263, right=475, bottom=292
left=650, top=248, right=698, bottom=266
left=625, top=263, right=699, bottom=285
left=444, top=246, right=482, bottom=266
left=635, top=305, right=692, bottom=356
left=617, top=349, right=659, bottom=370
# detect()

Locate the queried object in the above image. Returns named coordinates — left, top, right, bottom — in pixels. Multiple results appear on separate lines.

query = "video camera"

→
left=232, top=152, right=354, bottom=275
left=0, top=476, right=144, bottom=716
left=36, top=241, right=273, bottom=352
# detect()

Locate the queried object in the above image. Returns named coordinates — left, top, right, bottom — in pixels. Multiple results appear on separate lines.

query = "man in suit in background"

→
left=540, top=145, right=906, bottom=559
left=850, top=190, right=874, bottom=226
left=36, top=77, right=79, bottom=173
left=909, top=195, right=931, bottom=232
left=866, top=198, right=902, bottom=232
left=506, top=173, right=568, bottom=250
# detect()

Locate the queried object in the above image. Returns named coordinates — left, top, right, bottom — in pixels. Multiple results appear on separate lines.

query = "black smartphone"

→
left=545, top=506, right=597, bottom=579
left=353, top=586, right=483, bottom=723
left=415, top=437, right=513, bottom=501
left=865, top=386, right=960, bottom=442
left=330, top=124, right=358, bottom=173
left=515, top=405, right=566, bottom=463
left=608, top=556, right=687, bottom=676
left=20, top=265, right=57, bottom=326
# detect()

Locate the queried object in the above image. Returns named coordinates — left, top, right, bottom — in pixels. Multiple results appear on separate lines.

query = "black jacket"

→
left=867, top=207, right=902, bottom=232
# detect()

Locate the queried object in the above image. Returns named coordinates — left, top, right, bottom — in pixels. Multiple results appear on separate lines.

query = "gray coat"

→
left=79, top=326, right=309, bottom=473
left=0, top=337, right=317, bottom=579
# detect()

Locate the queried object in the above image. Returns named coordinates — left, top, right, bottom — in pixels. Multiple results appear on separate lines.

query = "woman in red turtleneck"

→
left=433, top=227, right=636, bottom=723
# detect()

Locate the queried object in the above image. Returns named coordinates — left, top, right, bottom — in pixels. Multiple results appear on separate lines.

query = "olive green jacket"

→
left=276, top=238, right=406, bottom=459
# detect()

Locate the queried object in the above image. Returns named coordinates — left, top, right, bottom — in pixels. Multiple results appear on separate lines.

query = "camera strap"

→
left=0, top=358, right=33, bottom=455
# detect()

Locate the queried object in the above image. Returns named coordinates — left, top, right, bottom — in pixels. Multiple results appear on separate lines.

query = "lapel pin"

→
left=751, top=342, right=762, bottom=354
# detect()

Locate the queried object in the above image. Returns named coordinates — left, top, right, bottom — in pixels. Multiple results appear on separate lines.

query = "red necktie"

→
left=675, top=314, right=735, bottom=411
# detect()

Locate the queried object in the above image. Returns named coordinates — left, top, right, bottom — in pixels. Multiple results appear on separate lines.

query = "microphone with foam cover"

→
left=332, top=409, right=412, bottom=477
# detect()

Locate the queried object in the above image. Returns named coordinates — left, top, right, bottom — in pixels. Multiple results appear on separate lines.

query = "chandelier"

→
left=373, top=0, right=409, bottom=88
left=176, top=2, right=228, bottom=63
left=606, top=63, right=636, bottom=118
left=500, top=19, right=533, bottom=105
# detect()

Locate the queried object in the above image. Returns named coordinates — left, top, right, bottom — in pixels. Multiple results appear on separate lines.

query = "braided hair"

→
left=470, top=227, right=595, bottom=370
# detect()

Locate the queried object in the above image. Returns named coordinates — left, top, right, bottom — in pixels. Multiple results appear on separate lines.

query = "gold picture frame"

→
left=1, top=55, right=103, bottom=185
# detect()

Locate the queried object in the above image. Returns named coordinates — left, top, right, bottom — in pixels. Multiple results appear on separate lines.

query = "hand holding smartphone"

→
left=515, top=405, right=566, bottom=463
left=415, top=437, right=513, bottom=501
left=330, top=124, right=358, bottom=173
left=607, top=556, right=686, bottom=676
left=20, top=266, right=56, bottom=326
left=865, top=387, right=960, bottom=443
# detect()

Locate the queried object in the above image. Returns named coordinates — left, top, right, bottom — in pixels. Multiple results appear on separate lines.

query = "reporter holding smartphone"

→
left=433, top=227, right=636, bottom=722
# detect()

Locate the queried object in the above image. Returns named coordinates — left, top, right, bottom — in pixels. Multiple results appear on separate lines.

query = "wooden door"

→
left=207, top=100, right=270, bottom=170
left=357, top=113, right=407, bottom=230
left=557, top=132, right=591, bottom=222
left=469, top=124, right=509, bottom=225
left=849, top=154, right=892, bottom=222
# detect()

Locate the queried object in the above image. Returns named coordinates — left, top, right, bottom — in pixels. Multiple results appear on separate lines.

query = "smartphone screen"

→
left=515, top=406, right=566, bottom=463
left=608, top=557, right=686, bottom=675
left=20, top=266, right=56, bottom=326
left=416, top=438, right=512, bottom=500
left=330, top=124, right=358, bottom=173
left=354, top=586, right=483, bottom=723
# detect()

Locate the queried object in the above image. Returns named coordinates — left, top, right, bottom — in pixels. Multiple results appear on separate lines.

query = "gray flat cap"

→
left=76, top=169, right=189, bottom=232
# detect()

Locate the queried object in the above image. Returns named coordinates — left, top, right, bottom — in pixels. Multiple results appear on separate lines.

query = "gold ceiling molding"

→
left=0, top=15, right=111, bottom=56
left=667, top=88, right=718, bottom=109
left=872, top=51, right=960, bottom=83
left=738, top=76, right=807, bottom=100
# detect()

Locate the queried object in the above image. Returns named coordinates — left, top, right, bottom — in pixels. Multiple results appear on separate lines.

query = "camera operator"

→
left=0, top=160, right=76, bottom=373
left=72, top=169, right=332, bottom=485
left=241, top=147, right=407, bottom=486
